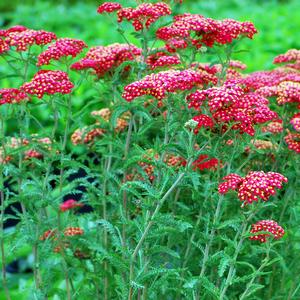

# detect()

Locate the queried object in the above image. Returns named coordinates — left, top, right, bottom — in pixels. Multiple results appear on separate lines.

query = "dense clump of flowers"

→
left=0, top=25, right=27, bottom=37
left=64, top=227, right=84, bottom=236
left=97, top=2, right=122, bottom=14
left=71, top=43, right=141, bottom=77
left=250, top=220, right=285, bottom=243
left=21, top=70, right=74, bottom=98
left=71, top=127, right=105, bottom=145
left=192, top=115, right=214, bottom=133
left=261, top=120, right=283, bottom=134
left=4, top=28, right=56, bottom=51
left=290, top=113, right=300, bottom=132
left=276, top=81, right=300, bottom=105
left=284, top=132, right=300, bottom=153
left=37, top=38, right=87, bottom=66
left=250, top=139, right=277, bottom=151
left=240, top=70, right=300, bottom=91
left=187, top=81, right=278, bottom=136
left=273, top=49, right=300, bottom=64
left=156, top=14, right=257, bottom=50
left=146, top=52, right=181, bottom=70
left=218, top=171, right=287, bottom=204
left=0, top=136, right=52, bottom=163
left=117, top=2, right=171, bottom=31
left=122, top=69, right=216, bottom=101
left=0, top=88, right=29, bottom=105
left=60, top=199, right=84, bottom=212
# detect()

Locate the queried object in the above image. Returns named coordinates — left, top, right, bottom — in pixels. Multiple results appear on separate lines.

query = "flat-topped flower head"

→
left=64, top=227, right=84, bottom=236
left=290, top=113, right=300, bottom=132
left=71, top=43, right=141, bottom=77
left=37, top=38, right=87, bottom=66
left=21, top=70, right=74, bottom=98
left=157, top=14, right=257, bottom=49
left=187, top=81, right=277, bottom=136
left=274, top=49, right=300, bottom=64
left=250, top=220, right=285, bottom=243
left=0, top=88, right=29, bottom=105
left=261, top=120, right=283, bottom=134
left=97, top=2, right=122, bottom=14
left=0, top=25, right=28, bottom=37
left=5, top=28, right=56, bottom=51
left=285, top=132, right=300, bottom=153
left=117, top=2, right=171, bottom=31
left=71, top=127, right=105, bottom=145
left=146, top=52, right=181, bottom=70
left=219, top=171, right=287, bottom=204
left=122, top=69, right=216, bottom=102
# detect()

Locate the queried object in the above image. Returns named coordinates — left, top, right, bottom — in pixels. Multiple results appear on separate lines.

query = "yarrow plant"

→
left=0, top=2, right=299, bottom=300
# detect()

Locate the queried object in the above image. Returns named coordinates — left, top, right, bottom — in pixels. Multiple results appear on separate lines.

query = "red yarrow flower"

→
left=146, top=52, right=181, bottom=70
left=21, top=70, right=74, bottom=98
left=97, top=2, right=122, bottom=14
left=290, top=113, right=300, bottom=132
left=122, top=69, right=216, bottom=102
left=250, top=220, right=285, bottom=243
left=192, top=154, right=219, bottom=171
left=192, top=115, right=214, bottom=133
left=261, top=119, right=283, bottom=134
left=60, top=199, right=84, bottom=212
left=64, top=227, right=84, bottom=236
left=5, top=28, right=56, bottom=51
left=273, top=49, right=300, bottom=64
left=117, top=3, right=171, bottom=31
left=0, top=39, right=9, bottom=54
left=71, top=43, right=141, bottom=78
left=0, top=88, right=29, bottom=105
left=37, top=38, right=87, bottom=66
left=285, top=131, right=300, bottom=153
left=218, top=171, right=287, bottom=204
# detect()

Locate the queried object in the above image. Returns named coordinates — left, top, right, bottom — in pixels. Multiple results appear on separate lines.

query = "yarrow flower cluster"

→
left=2, top=27, right=56, bottom=51
left=156, top=14, right=257, bottom=50
left=187, top=81, right=278, bottom=135
left=218, top=171, right=287, bottom=204
left=122, top=69, right=216, bottom=101
left=249, top=220, right=285, bottom=243
left=0, top=88, right=29, bottom=105
left=21, top=70, right=74, bottom=98
left=117, top=2, right=171, bottom=31
left=273, top=49, right=300, bottom=65
left=37, top=38, right=87, bottom=66
left=146, top=51, right=181, bottom=70
left=261, top=120, right=283, bottom=134
left=290, top=113, right=300, bottom=132
left=71, top=43, right=141, bottom=77
left=97, top=2, right=122, bottom=14
left=284, top=131, right=300, bottom=153
left=71, top=108, right=130, bottom=145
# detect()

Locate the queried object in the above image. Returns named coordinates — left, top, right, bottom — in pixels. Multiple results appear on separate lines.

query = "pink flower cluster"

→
left=284, top=132, right=300, bottom=153
left=37, top=38, right=87, bottom=66
left=218, top=171, right=287, bottom=204
left=250, top=220, right=285, bottom=243
left=273, top=49, right=300, bottom=64
left=261, top=120, right=283, bottom=134
left=156, top=14, right=257, bottom=50
left=117, top=2, right=171, bottom=31
left=1, top=26, right=56, bottom=51
left=97, top=2, right=122, bottom=14
left=21, top=70, right=74, bottom=98
left=290, top=113, right=300, bottom=132
left=0, top=39, right=9, bottom=54
left=146, top=52, right=181, bottom=70
left=187, top=81, right=277, bottom=135
left=0, top=88, right=29, bottom=105
left=71, top=43, right=141, bottom=77
left=122, top=69, right=217, bottom=102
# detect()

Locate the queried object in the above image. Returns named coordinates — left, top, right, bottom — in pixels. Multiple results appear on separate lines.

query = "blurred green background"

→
left=0, top=0, right=299, bottom=72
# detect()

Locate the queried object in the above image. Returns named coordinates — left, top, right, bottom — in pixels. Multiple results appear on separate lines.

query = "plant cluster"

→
left=0, top=1, right=299, bottom=300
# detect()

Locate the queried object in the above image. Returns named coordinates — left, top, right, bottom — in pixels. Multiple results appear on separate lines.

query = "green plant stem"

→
left=0, top=191, right=11, bottom=300
left=122, top=117, right=134, bottom=249
left=219, top=212, right=255, bottom=300
left=127, top=167, right=189, bottom=300
left=239, top=244, right=271, bottom=300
